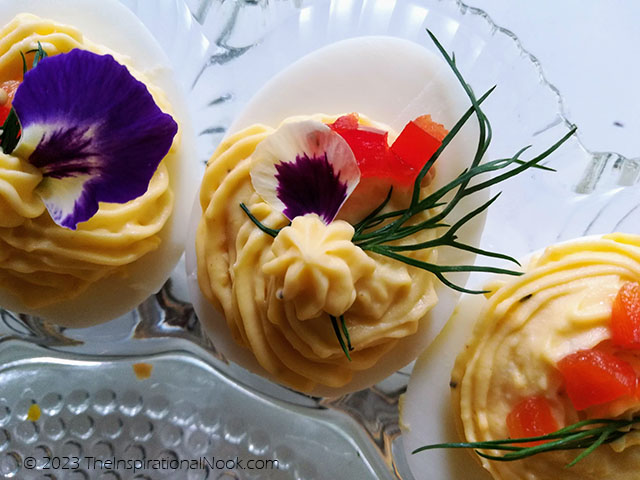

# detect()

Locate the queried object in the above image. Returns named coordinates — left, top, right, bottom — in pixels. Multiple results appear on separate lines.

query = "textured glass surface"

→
left=0, top=1, right=638, bottom=480
left=0, top=341, right=384, bottom=479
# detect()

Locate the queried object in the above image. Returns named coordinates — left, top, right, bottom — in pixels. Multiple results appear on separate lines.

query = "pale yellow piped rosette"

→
left=195, top=115, right=440, bottom=393
left=0, top=14, right=176, bottom=310
left=452, top=233, right=640, bottom=480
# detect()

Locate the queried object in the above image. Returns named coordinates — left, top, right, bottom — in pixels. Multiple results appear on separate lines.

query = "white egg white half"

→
left=186, top=36, right=488, bottom=396
left=0, top=0, right=199, bottom=326
left=400, top=290, right=495, bottom=480
left=400, top=236, right=607, bottom=480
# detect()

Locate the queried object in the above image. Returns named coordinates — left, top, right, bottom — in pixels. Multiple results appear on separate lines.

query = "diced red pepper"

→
left=329, top=113, right=448, bottom=187
left=557, top=349, right=637, bottom=410
left=329, top=114, right=406, bottom=183
left=390, top=120, right=442, bottom=173
left=0, top=104, right=10, bottom=126
left=332, top=124, right=391, bottom=177
left=506, top=396, right=559, bottom=447
left=331, top=112, right=360, bottom=130
left=0, top=80, right=20, bottom=125
left=413, top=114, right=448, bottom=141
left=611, top=281, right=640, bottom=349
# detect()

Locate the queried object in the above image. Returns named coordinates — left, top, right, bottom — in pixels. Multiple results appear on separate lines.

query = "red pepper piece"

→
left=390, top=120, right=442, bottom=172
left=390, top=114, right=447, bottom=185
left=413, top=114, right=448, bottom=141
left=506, top=396, right=559, bottom=447
left=332, top=125, right=391, bottom=177
left=611, top=281, right=640, bottom=349
left=557, top=349, right=637, bottom=410
left=329, top=114, right=407, bottom=182
left=0, top=104, right=10, bottom=126
left=331, top=112, right=360, bottom=130
left=0, top=80, right=20, bottom=125
left=329, top=113, right=448, bottom=187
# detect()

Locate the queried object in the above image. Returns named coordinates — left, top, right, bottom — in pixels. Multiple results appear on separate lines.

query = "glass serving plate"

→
left=0, top=1, right=638, bottom=480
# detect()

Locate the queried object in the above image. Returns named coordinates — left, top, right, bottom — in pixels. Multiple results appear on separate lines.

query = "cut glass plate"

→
left=0, top=1, right=638, bottom=480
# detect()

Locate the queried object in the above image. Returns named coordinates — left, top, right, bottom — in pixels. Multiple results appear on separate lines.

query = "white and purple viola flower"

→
left=8, top=49, right=177, bottom=229
left=250, top=120, right=360, bottom=224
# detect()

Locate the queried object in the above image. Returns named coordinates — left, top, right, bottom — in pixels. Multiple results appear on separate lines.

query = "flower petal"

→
left=36, top=174, right=93, bottom=229
left=250, top=120, right=360, bottom=224
left=11, top=49, right=178, bottom=229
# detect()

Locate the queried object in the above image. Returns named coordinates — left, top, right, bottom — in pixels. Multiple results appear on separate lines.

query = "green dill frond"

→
left=239, top=203, right=284, bottom=238
left=413, top=417, right=640, bottom=466
left=0, top=108, right=21, bottom=154
left=330, top=314, right=352, bottom=361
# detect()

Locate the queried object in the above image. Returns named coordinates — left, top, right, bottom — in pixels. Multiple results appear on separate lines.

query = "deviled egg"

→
left=402, top=233, right=640, bottom=480
left=0, top=0, right=198, bottom=326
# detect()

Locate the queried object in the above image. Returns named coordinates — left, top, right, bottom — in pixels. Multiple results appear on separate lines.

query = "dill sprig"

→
left=412, top=416, right=640, bottom=467
left=1, top=42, right=48, bottom=154
left=351, top=30, right=576, bottom=293
left=0, top=109, right=21, bottom=155
left=21, top=42, right=48, bottom=75
left=239, top=203, right=284, bottom=237
left=330, top=314, right=353, bottom=361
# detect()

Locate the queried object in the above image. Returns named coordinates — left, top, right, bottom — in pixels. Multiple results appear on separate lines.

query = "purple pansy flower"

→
left=12, top=49, right=178, bottom=230
left=250, top=120, right=360, bottom=224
